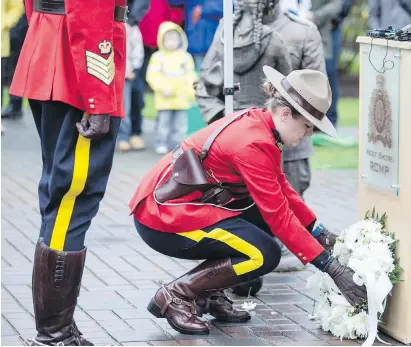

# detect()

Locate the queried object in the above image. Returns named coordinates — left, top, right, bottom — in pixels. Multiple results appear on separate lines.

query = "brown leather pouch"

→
left=154, top=148, right=213, bottom=203
left=154, top=108, right=251, bottom=204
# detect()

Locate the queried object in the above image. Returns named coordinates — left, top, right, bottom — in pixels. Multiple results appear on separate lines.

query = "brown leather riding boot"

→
left=147, top=258, right=249, bottom=335
left=196, top=291, right=251, bottom=323
left=27, top=240, right=93, bottom=346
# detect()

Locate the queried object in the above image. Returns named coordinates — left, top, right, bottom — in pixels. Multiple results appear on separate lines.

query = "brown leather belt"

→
left=33, top=0, right=128, bottom=23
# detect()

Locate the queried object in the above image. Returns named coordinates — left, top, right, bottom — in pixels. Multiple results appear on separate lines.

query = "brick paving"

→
left=1, top=114, right=403, bottom=346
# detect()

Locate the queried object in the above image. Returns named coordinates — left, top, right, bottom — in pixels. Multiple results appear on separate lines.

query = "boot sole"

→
left=147, top=299, right=210, bottom=335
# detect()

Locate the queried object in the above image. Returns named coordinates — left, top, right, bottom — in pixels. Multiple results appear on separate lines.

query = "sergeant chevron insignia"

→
left=85, top=50, right=115, bottom=85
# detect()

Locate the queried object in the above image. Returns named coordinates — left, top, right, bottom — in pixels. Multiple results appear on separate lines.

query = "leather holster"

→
left=154, top=148, right=213, bottom=203
left=154, top=109, right=252, bottom=205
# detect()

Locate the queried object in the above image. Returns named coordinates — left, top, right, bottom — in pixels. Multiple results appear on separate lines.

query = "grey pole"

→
left=223, top=0, right=234, bottom=114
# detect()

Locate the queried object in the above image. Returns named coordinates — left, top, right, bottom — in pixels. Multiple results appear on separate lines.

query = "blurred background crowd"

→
left=1, top=0, right=411, bottom=162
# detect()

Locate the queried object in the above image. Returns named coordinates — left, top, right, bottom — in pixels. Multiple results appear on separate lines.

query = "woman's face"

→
left=273, top=107, right=314, bottom=147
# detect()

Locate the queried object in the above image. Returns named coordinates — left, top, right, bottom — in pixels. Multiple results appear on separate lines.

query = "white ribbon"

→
left=353, top=272, right=393, bottom=346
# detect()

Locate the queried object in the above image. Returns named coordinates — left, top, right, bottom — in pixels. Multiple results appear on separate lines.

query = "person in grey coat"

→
left=194, top=0, right=292, bottom=125
left=195, top=0, right=328, bottom=272
left=368, top=0, right=411, bottom=30
left=303, top=0, right=342, bottom=60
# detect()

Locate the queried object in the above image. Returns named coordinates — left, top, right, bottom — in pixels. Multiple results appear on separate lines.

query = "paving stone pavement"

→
left=1, top=114, right=403, bottom=346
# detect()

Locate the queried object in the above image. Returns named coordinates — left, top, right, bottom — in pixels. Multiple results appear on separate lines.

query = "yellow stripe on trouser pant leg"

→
left=49, top=134, right=91, bottom=251
left=177, top=228, right=264, bottom=276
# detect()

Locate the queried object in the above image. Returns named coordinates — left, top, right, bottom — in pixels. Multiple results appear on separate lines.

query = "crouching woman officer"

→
left=128, top=66, right=367, bottom=335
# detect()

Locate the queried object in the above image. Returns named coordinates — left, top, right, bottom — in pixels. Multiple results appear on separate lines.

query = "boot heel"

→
left=147, top=298, right=163, bottom=318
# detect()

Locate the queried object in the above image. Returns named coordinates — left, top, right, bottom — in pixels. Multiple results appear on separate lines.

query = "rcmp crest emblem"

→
left=368, top=74, right=392, bottom=148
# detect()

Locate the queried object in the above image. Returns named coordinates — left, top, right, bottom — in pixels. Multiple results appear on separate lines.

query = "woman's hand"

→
left=325, top=258, right=367, bottom=307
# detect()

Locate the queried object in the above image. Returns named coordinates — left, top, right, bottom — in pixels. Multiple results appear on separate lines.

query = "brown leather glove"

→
left=76, top=114, right=110, bottom=139
left=326, top=259, right=367, bottom=307
left=316, top=228, right=337, bottom=252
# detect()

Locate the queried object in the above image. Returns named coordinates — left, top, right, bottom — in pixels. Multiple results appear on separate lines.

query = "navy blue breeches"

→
left=29, top=100, right=120, bottom=252
left=135, top=202, right=282, bottom=281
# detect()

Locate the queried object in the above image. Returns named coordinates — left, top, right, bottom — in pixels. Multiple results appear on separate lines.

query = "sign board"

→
left=360, top=44, right=401, bottom=195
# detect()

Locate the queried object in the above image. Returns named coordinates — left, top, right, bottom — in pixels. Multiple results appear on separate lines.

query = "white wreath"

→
left=307, top=210, right=402, bottom=345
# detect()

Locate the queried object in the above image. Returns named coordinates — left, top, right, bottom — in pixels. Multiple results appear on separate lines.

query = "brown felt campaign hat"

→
left=263, top=65, right=337, bottom=138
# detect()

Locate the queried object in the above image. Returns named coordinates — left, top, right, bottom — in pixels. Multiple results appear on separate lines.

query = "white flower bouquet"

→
left=307, top=209, right=402, bottom=344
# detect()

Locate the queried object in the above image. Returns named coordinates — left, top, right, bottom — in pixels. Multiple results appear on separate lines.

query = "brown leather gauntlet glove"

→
left=325, top=258, right=367, bottom=307
left=309, top=221, right=337, bottom=252
left=316, top=228, right=337, bottom=252
left=76, top=114, right=110, bottom=139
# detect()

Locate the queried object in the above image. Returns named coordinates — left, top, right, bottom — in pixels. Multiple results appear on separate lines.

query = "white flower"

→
left=241, top=301, right=256, bottom=311
left=309, top=217, right=397, bottom=341
left=335, top=247, right=352, bottom=266
left=348, top=311, right=369, bottom=338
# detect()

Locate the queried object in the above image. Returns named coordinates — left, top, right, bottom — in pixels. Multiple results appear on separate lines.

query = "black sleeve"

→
left=340, top=0, right=355, bottom=20
left=306, top=219, right=317, bottom=233
left=311, top=250, right=333, bottom=271
left=332, top=0, right=355, bottom=28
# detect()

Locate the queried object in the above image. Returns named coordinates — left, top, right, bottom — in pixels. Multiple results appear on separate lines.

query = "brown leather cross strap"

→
left=280, top=79, right=325, bottom=120
left=34, top=0, right=128, bottom=22
left=199, top=108, right=251, bottom=161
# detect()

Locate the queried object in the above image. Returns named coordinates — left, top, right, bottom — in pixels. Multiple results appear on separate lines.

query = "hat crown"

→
left=262, top=65, right=337, bottom=138
left=286, top=69, right=332, bottom=113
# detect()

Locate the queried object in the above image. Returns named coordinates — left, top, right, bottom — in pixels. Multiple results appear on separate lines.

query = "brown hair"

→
left=263, top=81, right=302, bottom=119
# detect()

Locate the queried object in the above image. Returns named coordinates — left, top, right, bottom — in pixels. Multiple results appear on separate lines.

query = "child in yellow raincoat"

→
left=146, top=21, right=197, bottom=154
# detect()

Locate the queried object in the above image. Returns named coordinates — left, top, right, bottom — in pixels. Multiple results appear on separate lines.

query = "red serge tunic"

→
left=9, top=0, right=126, bottom=117
left=129, top=108, right=324, bottom=264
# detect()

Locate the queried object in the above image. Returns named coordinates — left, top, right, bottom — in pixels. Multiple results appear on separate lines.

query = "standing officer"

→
left=9, top=0, right=127, bottom=344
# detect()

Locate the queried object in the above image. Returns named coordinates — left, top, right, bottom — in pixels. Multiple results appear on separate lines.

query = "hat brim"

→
left=263, top=66, right=337, bottom=138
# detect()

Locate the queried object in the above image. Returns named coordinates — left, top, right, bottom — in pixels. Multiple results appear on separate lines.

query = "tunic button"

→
left=88, top=98, right=94, bottom=102
left=298, top=253, right=302, bottom=257
left=90, top=104, right=95, bottom=109
left=302, top=257, right=307, bottom=261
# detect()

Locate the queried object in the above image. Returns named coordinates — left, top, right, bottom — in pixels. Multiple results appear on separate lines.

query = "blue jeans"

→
left=156, top=110, right=187, bottom=150
left=326, top=27, right=342, bottom=127
left=118, top=79, right=133, bottom=142
left=118, top=77, right=144, bottom=142
left=131, top=71, right=145, bottom=135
